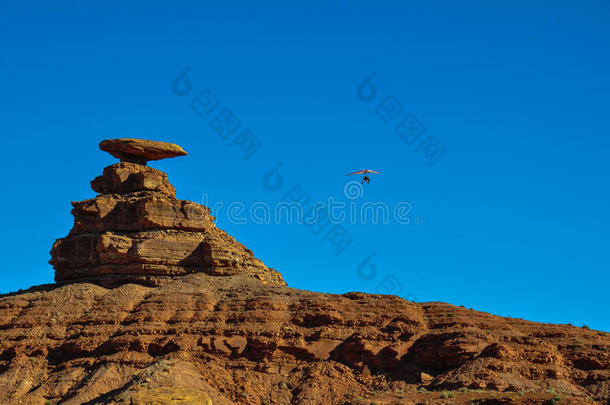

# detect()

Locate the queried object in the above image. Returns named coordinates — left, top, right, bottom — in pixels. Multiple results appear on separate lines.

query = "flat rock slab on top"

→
left=99, top=138, right=187, bottom=165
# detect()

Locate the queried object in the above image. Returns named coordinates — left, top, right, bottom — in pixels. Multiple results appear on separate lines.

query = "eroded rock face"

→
left=90, top=162, right=176, bottom=195
left=49, top=140, right=284, bottom=287
left=0, top=276, right=608, bottom=404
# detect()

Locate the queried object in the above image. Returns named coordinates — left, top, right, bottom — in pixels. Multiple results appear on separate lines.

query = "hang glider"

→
left=346, top=169, right=380, bottom=184
left=346, top=169, right=380, bottom=176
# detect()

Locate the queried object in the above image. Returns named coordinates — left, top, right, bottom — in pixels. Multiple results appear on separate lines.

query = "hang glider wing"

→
left=346, top=169, right=380, bottom=175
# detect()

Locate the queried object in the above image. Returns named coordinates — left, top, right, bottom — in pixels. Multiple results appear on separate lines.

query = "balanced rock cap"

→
left=99, top=138, right=187, bottom=165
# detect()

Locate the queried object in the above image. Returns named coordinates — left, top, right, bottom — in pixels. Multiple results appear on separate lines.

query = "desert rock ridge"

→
left=0, top=139, right=608, bottom=404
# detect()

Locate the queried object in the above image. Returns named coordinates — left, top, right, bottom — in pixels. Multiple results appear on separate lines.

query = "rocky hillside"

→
left=0, top=139, right=608, bottom=404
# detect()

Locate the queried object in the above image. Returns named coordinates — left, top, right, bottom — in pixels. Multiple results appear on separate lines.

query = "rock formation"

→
left=98, top=138, right=187, bottom=165
left=0, top=139, right=608, bottom=404
left=49, top=139, right=285, bottom=288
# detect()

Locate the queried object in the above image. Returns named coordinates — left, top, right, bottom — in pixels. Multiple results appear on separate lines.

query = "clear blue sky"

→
left=1, top=1, right=609, bottom=331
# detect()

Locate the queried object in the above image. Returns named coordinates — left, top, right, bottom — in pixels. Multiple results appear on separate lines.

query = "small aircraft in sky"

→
left=346, top=169, right=380, bottom=184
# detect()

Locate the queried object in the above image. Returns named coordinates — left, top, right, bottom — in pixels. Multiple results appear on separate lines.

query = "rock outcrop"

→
left=0, top=138, right=607, bottom=404
left=0, top=277, right=609, bottom=404
left=49, top=139, right=285, bottom=288
left=99, top=138, right=187, bottom=165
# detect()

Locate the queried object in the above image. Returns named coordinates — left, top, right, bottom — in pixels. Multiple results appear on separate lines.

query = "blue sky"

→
left=1, top=1, right=609, bottom=331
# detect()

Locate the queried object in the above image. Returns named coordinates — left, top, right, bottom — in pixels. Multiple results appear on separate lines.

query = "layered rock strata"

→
left=0, top=138, right=605, bottom=404
left=49, top=140, right=285, bottom=287
left=0, top=276, right=608, bottom=404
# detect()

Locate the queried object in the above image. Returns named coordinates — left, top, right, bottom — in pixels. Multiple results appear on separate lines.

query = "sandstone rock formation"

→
left=1, top=276, right=609, bottom=404
left=99, top=138, right=187, bottom=165
left=0, top=139, right=608, bottom=404
left=49, top=139, right=285, bottom=288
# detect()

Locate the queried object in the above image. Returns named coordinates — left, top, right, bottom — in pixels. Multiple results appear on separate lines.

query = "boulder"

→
left=90, top=162, right=176, bottom=195
left=99, top=138, right=187, bottom=165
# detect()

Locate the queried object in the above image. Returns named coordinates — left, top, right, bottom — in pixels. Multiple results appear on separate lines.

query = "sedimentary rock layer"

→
left=0, top=275, right=607, bottom=404
left=90, top=162, right=176, bottom=195
left=99, top=138, right=187, bottom=165
left=49, top=143, right=285, bottom=287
